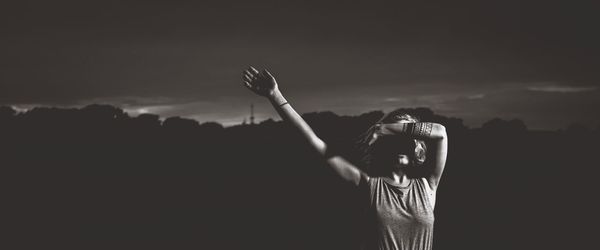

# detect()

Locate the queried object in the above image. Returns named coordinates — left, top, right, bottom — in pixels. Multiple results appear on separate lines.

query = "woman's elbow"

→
left=309, top=137, right=327, bottom=154
left=433, top=123, right=447, bottom=140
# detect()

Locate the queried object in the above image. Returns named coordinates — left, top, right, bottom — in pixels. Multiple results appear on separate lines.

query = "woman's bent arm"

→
left=371, top=122, right=448, bottom=190
left=243, top=67, right=363, bottom=186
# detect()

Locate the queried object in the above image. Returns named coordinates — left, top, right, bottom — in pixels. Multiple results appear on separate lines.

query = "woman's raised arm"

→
left=242, top=66, right=363, bottom=186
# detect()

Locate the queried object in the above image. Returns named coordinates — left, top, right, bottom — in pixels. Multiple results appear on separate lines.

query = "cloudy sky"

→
left=1, top=0, right=598, bottom=129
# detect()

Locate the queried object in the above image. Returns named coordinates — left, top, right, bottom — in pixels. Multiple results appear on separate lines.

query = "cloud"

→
left=122, top=105, right=176, bottom=118
left=384, top=97, right=401, bottom=102
left=467, top=94, right=485, bottom=99
left=10, top=105, right=33, bottom=113
left=527, top=85, right=598, bottom=93
left=78, top=96, right=186, bottom=107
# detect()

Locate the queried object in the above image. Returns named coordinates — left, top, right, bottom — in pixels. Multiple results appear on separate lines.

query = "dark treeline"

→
left=1, top=104, right=598, bottom=250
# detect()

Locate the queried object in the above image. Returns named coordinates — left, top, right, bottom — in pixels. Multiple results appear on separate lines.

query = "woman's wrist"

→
left=268, top=88, right=287, bottom=106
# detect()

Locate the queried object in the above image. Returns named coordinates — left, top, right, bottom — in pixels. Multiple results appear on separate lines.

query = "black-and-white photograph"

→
left=1, top=1, right=598, bottom=249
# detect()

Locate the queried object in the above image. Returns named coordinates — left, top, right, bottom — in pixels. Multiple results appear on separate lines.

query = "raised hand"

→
left=242, top=66, right=278, bottom=97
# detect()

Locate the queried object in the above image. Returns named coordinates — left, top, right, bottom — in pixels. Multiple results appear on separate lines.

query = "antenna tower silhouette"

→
left=250, top=103, right=255, bottom=125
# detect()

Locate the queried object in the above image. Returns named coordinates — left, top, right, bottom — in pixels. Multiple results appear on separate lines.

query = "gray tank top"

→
left=359, top=175, right=435, bottom=250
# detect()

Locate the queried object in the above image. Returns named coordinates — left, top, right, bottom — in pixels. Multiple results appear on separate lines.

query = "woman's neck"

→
left=387, top=170, right=411, bottom=187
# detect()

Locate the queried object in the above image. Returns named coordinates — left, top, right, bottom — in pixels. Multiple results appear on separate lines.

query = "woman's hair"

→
left=355, top=111, right=427, bottom=176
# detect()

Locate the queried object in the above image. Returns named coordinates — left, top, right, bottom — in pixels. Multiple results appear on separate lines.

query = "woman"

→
left=242, top=66, right=447, bottom=250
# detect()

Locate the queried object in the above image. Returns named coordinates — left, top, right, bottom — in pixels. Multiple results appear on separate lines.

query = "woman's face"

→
left=368, top=114, right=422, bottom=173
left=371, top=137, right=415, bottom=171
left=391, top=153, right=411, bottom=170
left=396, top=153, right=410, bottom=166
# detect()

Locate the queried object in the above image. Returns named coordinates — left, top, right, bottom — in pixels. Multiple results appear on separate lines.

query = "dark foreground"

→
left=1, top=105, right=597, bottom=249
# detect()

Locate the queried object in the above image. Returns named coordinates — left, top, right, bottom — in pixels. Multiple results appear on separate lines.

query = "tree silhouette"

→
left=0, top=104, right=597, bottom=250
left=481, top=118, right=527, bottom=133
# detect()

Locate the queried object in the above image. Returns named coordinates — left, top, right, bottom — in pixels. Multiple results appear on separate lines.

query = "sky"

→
left=1, top=0, right=599, bottom=129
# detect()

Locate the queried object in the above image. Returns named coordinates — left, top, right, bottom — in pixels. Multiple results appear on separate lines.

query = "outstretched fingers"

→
left=249, top=66, right=259, bottom=75
left=252, top=66, right=271, bottom=80
left=243, top=80, right=252, bottom=89
left=242, top=69, right=256, bottom=91
left=243, top=66, right=273, bottom=96
left=262, top=69, right=274, bottom=78
left=243, top=73, right=253, bottom=82
left=244, top=69, right=256, bottom=78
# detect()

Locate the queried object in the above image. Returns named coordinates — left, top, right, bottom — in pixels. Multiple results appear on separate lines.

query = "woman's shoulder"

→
left=412, top=177, right=435, bottom=191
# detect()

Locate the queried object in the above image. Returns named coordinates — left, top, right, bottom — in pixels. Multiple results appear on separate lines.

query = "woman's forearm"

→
left=380, top=122, right=447, bottom=140
left=267, top=89, right=327, bottom=155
